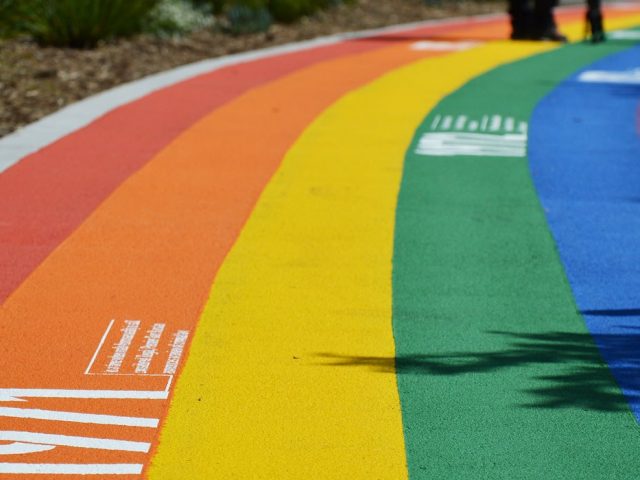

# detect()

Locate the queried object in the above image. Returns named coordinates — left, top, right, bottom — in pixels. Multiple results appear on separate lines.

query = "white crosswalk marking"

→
left=578, top=68, right=640, bottom=85
left=0, top=463, right=144, bottom=474
left=416, top=132, right=527, bottom=157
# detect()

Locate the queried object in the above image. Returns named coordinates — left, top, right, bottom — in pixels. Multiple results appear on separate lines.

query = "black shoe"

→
left=531, top=25, right=568, bottom=42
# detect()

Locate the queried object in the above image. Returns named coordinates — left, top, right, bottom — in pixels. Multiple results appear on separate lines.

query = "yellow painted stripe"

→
left=150, top=41, right=571, bottom=479
left=603, top=12, right=640, bottom=34
left=564, top=11, right=640, bottom=40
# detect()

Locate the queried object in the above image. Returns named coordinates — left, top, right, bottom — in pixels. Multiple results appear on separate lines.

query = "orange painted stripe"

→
left=0, top=41, right=454, bottom=477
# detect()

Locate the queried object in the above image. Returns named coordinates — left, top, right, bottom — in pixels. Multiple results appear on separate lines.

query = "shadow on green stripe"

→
left=317, top=328, right=639, bottom=412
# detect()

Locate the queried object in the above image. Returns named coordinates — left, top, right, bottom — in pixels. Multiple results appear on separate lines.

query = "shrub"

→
left=267, top=0, right=355, bottom=23
left=0, top=0, right=27, bottom=37
left=189, top=0, right=227, bottom=15
left=146, top=0, right=215, bottom=36
left=225, top=2, right=272, bottom=35
left=268, top=0, right=315, bottom=23
left=0, top=0, right=354, bottom=44
left=196, top=0, right=349, bottom=26
left=2, top=0, right=160, bottom=48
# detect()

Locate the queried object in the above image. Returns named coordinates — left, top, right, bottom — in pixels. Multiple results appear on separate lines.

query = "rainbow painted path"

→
left=2, top=5, right=640, bottom=478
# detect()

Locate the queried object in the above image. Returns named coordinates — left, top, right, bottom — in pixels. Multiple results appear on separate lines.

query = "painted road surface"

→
left=2, top=4, right=640, bottom=478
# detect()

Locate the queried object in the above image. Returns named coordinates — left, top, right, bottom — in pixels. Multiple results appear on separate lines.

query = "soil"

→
left=0, top=0, right=504, bottom=139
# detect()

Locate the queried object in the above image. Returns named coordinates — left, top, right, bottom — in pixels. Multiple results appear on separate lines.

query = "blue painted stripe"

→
left=529, top=44, right=640, bottom=418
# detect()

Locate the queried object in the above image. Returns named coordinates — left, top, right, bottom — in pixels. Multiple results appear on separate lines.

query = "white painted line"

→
left=417, top=143, right=526, bottom=150
left=578, top=68, right=640, bottom=84
left=107, top=320, right=140, bottom=374
left=163, top=330, right=189, bottom=375
left=420, top=132, right=527, bottom=142
left=0, top=11, right=510, bottom=174
left=608, top=30, right=640, bottom=39
left=85, top=319, right=115, bottom=374
left=480, top=115, right=489, bottom=131
left=419, top=143, right=525, bottom=150
left=518, top=121, right=528, bottom=134
left=0, top=407, right=159, bottom=428
left=0, top=463, right=144, bottom=475
left=135, top=323, right=165, bottom=374
left=0, top=432, right=150, bottom=452
left=418, top=141, right=525, bottom=148
left=0, top=442, right=56, bottom=455
left=417, top=147, right=525, bottom=157
left=489, top=115, right=502, bottom=132
left=416, top=132, right=527, bottom=157
left=165, top=375, right=174, bottom=391
left=504, top=117, right=515, bottom=132
left=411, top=40, right=479, bottom=51
left=0, top=389, right=169, bottom=402
left=454, top=115, right=468, bottom=130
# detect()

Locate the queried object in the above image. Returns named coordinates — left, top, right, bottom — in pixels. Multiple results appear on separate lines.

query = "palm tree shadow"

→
left=316, top=329, right=640, bottom=412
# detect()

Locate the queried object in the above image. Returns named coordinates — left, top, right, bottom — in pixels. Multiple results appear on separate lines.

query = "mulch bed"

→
left=0, top=0, right=503, bottom=139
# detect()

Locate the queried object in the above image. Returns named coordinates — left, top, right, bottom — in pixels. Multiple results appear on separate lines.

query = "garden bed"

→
left=0, top=0, right=503, bottom=139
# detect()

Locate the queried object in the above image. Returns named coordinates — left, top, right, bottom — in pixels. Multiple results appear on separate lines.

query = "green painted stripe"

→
left=392, top=42, right=640, bottom=478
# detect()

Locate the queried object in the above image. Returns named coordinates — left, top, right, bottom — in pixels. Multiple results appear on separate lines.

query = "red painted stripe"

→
left=0, top=15, right=507, bottom=303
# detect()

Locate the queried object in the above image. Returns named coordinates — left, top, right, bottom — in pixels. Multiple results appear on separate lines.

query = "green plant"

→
left=225, top=2, right=272, bottom=35
left=0, top=0, right=27, bottom=37
left=268, top=0, right=314, bottom=23
left=6, top=0, right=160, bottom=48
left=204, top=0, right=348, bottom=27
left=147, top=0, right=214, bottom=36
left=189, top=0, right=227, bottom=15
left=267, top=0, right=351, bottom=24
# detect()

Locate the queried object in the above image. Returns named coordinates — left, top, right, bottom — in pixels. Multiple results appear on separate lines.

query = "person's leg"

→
left=509, top=0, right=533, bottom=39
left=586, top=0, right=605, bottom=43
left=531, top=0, right=567, bottom=41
